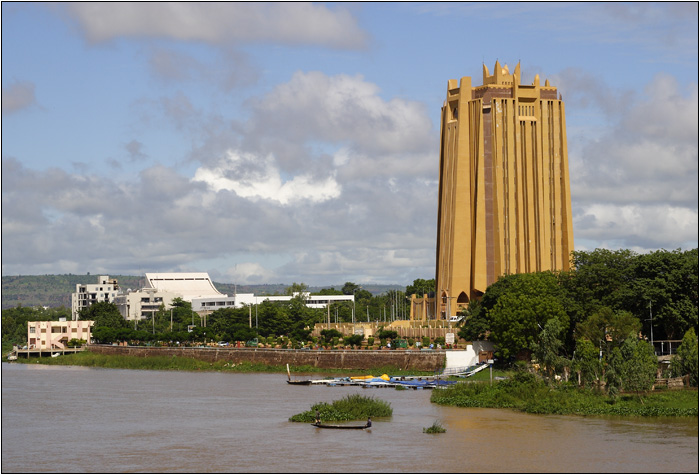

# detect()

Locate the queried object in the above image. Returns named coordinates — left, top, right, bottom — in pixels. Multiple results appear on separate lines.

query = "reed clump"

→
left=289, top=394, right=392, bottom=422
left=423, top=420, right=446, bottom=433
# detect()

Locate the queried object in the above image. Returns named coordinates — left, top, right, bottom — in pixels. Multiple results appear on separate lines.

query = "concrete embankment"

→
left=87, top=345, right=446, bottom=372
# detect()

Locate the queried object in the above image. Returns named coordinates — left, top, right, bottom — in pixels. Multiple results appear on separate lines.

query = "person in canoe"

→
left=315, top=410, right=321, bottom=424
left=365, top=417, right=372, bottom=428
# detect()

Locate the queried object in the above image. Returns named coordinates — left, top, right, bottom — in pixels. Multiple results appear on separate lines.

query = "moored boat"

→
left=286, top=363, right=313, bottom=385
left=311, top=422, right=370, bottom=430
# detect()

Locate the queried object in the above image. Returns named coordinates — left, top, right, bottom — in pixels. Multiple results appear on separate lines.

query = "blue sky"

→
left=2, top=2, right=698, bottom=286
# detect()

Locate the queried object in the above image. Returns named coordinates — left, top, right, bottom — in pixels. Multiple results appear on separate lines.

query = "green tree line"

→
left=457, top=248, right=698, bottom=390
left=2, top=305, right=72, bottom=345
left=2, top=280, right=418, bottom=346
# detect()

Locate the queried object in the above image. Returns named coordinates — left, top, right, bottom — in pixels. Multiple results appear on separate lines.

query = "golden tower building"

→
left=435, top=61, right=574, bottom=318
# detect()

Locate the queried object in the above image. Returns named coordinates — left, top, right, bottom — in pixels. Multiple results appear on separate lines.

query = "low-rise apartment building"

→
left=27, top=319, right=94, bottom=350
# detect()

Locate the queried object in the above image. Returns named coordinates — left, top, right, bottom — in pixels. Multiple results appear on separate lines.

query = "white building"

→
left=71, top=275, right=120, bottom=320
left=192, top=294, right=253, bottom=313
left=144, top=273, right=224, bottom=301
left=28, top=319, right=94, bottom=350
left=191, top=292, right=354, bottom=313
left=73, top=271, right=356, bottom=322
left=116, top=287, right=182, bottom=321
left=116, top=272, right=228, bottom=321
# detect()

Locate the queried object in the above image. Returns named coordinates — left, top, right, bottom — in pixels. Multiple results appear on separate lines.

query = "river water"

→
left=2, top=363, right=697, bottom=473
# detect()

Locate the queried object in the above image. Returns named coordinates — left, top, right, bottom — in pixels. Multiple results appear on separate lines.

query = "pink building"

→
left=27, top=319, right=94, bottom=350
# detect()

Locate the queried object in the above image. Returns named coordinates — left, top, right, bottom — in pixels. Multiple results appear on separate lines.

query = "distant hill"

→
left=1, top=274, right=144, bottom=310
left=1, top=275, right=404, bottom=310
left=215, top=283, right=402, bottom=297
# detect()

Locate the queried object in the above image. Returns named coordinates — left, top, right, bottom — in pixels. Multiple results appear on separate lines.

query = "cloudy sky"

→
left=2, top=2, right=698, bottom=286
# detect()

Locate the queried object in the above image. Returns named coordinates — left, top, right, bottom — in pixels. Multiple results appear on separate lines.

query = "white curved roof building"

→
left=144, top=272, right=224, bottom=301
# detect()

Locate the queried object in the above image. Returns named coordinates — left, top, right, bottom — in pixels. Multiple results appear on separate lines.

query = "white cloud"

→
left=194, top=71, right=437, bottom=208
left=2, top=81, right=36, bottom=115
left=192, top=150, right=341, bottom=205
left=251, top=71, right=434, bottom=158
left=276, top=247, right=436, bottom=285
left=147, top=46, right=259, bottom=90
left=570, top=73, right=698, bottom=250
left=1, top=149, right=437, bottom=284
left=66, top=3, right=368, bottom=49
left=226, top=263, right=277, bottom=285
left=574, top=203, right=698, bottom=251
left=553, top=68, right=636, bottom=118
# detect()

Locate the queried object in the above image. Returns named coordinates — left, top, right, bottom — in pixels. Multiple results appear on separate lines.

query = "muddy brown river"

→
left=2, top=363, right=697, bottom=473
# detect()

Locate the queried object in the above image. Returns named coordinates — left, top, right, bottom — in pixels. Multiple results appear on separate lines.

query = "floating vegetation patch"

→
left=289, top=394, right=392, bottom=422
left=423, top=420, right=446, bottom=434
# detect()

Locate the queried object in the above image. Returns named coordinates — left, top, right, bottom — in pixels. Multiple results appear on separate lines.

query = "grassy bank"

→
left=431, top=373, right=698, bottom=417
left=8, top=349, right=435, bottom=376
left=2, top=341, right=14, bottom=356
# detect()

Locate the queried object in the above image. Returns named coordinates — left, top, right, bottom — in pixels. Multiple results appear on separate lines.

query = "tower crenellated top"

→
left=480, top=61, right=554, bottom=89
left=483, top=60, right=520, bottom=86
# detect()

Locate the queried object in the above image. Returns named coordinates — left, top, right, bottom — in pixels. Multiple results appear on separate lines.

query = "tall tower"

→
left=435, top=61, right=574, bottom=318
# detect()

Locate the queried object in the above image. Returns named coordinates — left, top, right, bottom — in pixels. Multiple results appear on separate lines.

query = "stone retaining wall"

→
left=311, top=322, right=462, bottom=342
left=87, top=345, right=446, bottom=372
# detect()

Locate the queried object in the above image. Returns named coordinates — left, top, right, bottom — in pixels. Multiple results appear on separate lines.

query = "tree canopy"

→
left=671, top=328, right=699, bottom=386
left=79, top=301, right=128, bottom=329
left=487, top=272, right=569, bottom=360
left=456, top=248, right=698, bottom=390
left=2, top=305, right=71, bottom=344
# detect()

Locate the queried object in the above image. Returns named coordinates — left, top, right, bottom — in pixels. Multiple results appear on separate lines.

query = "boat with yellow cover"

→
left=350, top=374, right=390, bottom=381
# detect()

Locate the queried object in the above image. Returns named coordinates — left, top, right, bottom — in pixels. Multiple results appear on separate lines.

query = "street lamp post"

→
left=648, top=301, right=655, bottom=355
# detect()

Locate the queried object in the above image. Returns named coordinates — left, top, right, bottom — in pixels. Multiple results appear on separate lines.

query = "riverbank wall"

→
left=87, top=345, right=446, bottom=371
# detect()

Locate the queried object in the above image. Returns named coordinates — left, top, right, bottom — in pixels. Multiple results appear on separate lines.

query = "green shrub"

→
left=320, top=329, right=342, bottom=344
left=345, top=334, right=363, bottom=348
left=289, top=394, right=392, bottom=422
left=377, top=329, right=398, bottom=340
left=423, top=420, right=446, bottom=433
left=671, top=329, right=699, bottom=386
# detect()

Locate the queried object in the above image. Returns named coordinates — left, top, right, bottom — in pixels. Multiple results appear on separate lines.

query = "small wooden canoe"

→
left=311, top=422, right=369, bottom=430
left=286, top=363, right=312, bottom=385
